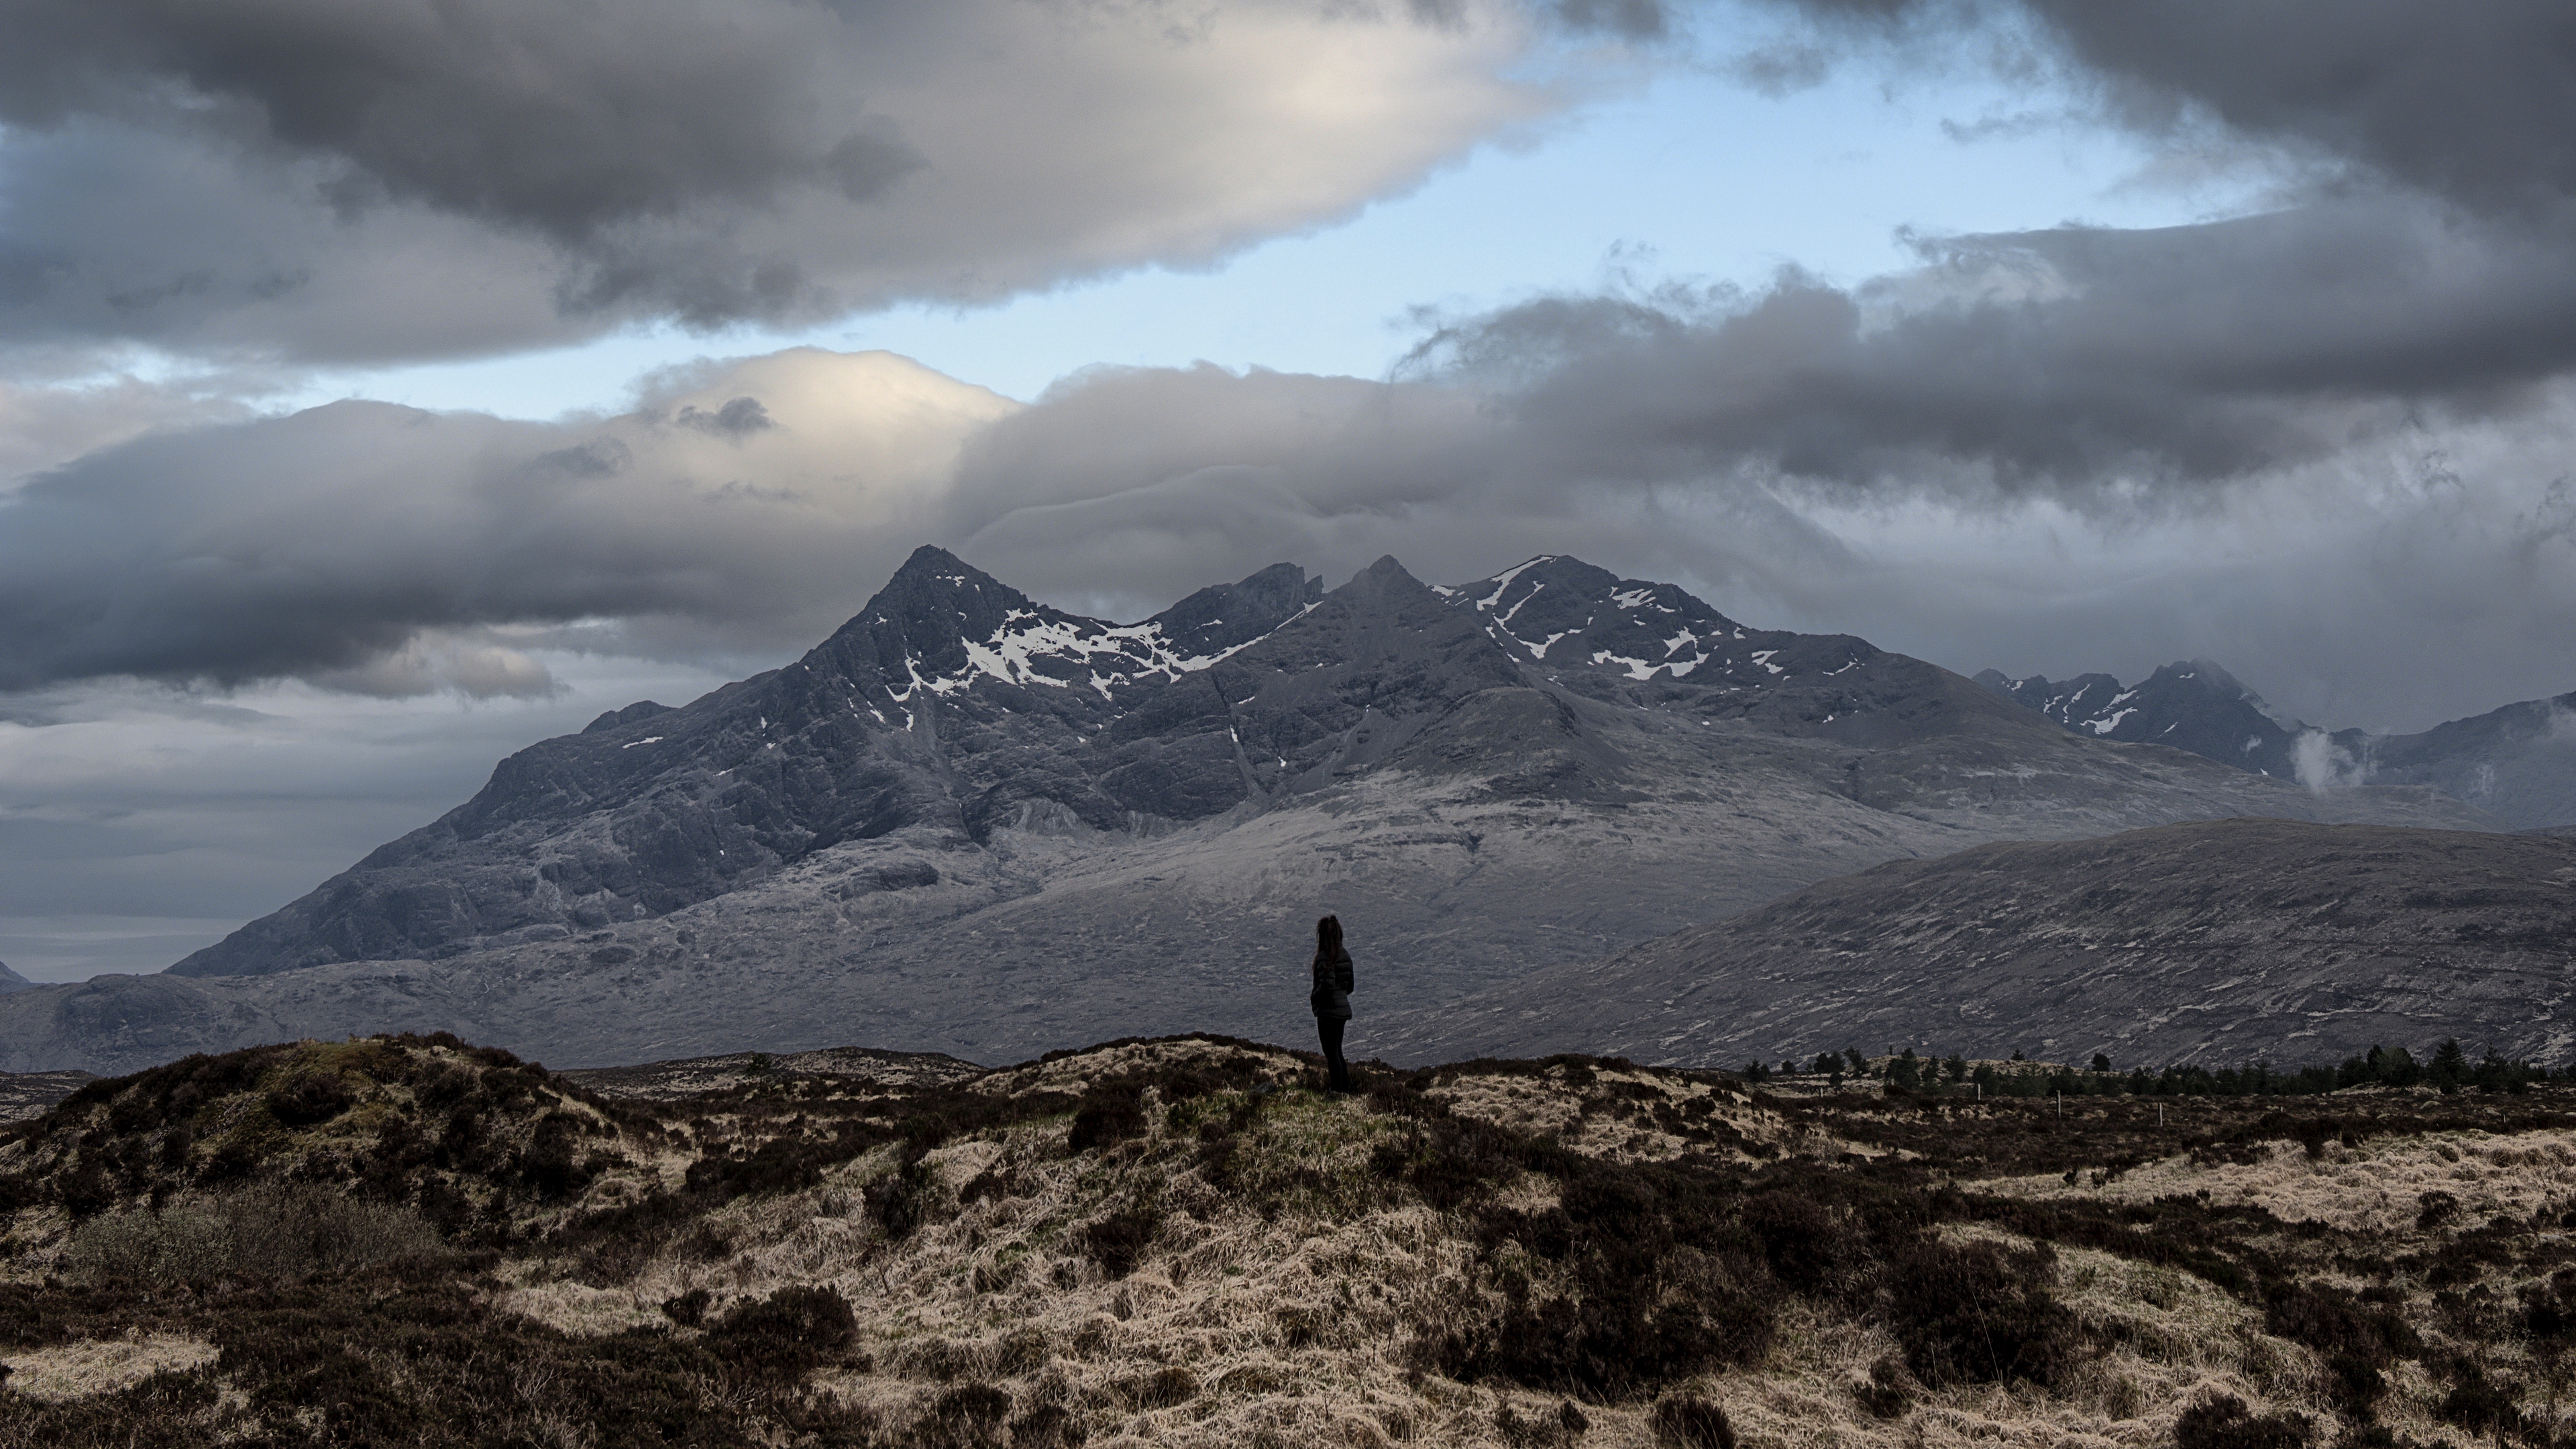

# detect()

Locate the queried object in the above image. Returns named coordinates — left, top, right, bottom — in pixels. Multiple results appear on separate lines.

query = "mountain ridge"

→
left=175, top=545, right=2085, bottom=980
left=1980, top=659, right=2576, bottom=827
left=0, top=547, right=2509, bottom=1074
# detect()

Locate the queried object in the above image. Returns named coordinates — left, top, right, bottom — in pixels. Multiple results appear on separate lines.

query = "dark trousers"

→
left=1317, top=1016, right=1350, bottom=1093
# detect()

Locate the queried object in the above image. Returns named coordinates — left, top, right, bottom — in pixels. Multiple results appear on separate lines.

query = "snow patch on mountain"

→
left=901, top=601, right=1320, bottom=706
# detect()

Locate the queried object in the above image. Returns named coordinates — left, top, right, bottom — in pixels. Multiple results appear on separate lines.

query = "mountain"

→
left=1373, top=817, right=2576, bottom=1069
left=2342, top=691, right=2576, bottom=828
left=0, top=549, right=2499, bottom=1073
left=0, top=960, right=34, bottom=995
left=169, top=549, right=1335, bottom=975
left=1980, top=661, right=2576, bottom=828
left=1974, top=660, right=2304, bottom=778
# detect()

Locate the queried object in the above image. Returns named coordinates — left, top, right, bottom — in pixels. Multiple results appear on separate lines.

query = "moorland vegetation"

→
left=1748, top=1040, right=2555, bottom=1099
left=1, top=1032, right=2574, bottom=1448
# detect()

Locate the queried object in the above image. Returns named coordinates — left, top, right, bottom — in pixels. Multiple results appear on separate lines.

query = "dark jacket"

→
left=1310, top=947, right=1354, bottom=1020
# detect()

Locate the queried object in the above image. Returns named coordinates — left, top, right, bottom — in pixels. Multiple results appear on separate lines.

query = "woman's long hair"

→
left=1313, top=914, right=1343, bottom=963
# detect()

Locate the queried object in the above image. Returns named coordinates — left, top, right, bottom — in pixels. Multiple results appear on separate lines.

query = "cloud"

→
left=9, top=333, right=2572, bottom=734
left=306, top=629, right=565, bottom=702
left=0, top=366, right=261, bottom=492
left=1514, top=2, right=2576, bottom=496
left=0, top=0, right=1606, bottom=364
left=938, top=355, right=2576, bottom=731
left=2291, top=729, right=2368, bottom=793
left=11, top=1, right=2576, bottom=735
left=1746, top=0, right=2576, bottom=208
left=1998, top=2, right=2576, bottom=212
left=0, top=348, right=1016, bottom=692
left=1386, top=196, right=2576, bottom=498
left=0, top=657, right=735, bottom=977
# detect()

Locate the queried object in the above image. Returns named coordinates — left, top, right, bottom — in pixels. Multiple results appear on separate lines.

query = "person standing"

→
left=1309, top=914, right=1355, bottom=1093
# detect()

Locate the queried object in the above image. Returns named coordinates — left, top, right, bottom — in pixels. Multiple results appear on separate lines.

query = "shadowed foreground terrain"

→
left=9, top=1034, right=2576, bottom=1446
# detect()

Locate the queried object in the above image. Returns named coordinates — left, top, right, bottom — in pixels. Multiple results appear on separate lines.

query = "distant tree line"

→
left=1736, top=1040, right=2553, bottom=1097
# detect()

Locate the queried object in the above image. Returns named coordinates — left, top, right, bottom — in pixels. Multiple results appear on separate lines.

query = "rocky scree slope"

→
left=1377, top=817, right=2576, bottom=1069
left=1981, top=662, right=2576, bottom=828
left=11, top=1034, right=2576, bottom=1449
left=0, top=549, right=2499, bottom=1074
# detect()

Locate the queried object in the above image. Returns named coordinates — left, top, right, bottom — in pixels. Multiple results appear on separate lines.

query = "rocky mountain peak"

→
left=811, top=544, right=1054, bottom=685
left=1978, top=659, right=2304, bottom=777
left=167, top=544, right=2462, bottom=987
left=1148, top=562, right=1323, bottom=663
left=1980, top=656, right=2576, bottom=828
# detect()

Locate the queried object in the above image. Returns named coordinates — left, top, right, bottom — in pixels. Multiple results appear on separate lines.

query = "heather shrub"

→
left=707, top=1285, right=859, bottom=1381
left=2174, top=1394, right=2310, bottom=1449
left=2265, top=1282, right=2416, bottom=1372
left=865, top=1150, right=943, bottom=1238
left=912, top=1383, right=1013, bottom=1449
left=1741, top=1188, right=1845, bottom=1290
left=1857, top=1355, right=1912, bottom=1417
left=1652, top=1393, right=1734, bottom=1449
left=1008, top=1403, right=1083, bottom=1448
left=1885, top=1238, right=2075, bottom=1388
left=1067, top=1085, right=1146, bottom=1151
left=2437, top=1361, right=2524, bottom=1441
left=264, top=1071, right=357, bottom=1128
left=66, top=1183, right=445, bottom=1283
left=1083, top=1203, right=1161, bottom=1279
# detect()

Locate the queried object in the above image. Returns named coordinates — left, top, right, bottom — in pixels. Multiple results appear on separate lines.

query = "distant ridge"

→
left=1980, top=661, right=2576, bottom=828
left=0, top=548, right=2502, bottom=1075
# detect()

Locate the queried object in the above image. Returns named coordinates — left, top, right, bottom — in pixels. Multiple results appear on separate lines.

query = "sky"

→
left=3, top=0, right=2574, bottom=981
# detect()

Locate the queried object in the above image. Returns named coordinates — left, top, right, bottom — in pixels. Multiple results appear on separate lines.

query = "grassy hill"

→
left=5, top=1032, right=2576, bottom=1446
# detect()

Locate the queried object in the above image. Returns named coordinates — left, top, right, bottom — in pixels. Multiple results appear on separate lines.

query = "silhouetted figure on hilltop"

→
left=1310, top=914, right=1355, bottom=1093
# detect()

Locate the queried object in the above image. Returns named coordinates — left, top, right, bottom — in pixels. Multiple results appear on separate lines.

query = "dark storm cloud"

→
left=2012, top=1, right=2576, bottom=210
left=1551, top=0, right=1673, bottom=38
left=1773, top=0, right=2576, bottom=211
left=0, top=0, right=1601, bottom=361
left=0, top=0, right=911, bottom=244
left=1400, top=195, right=2576, bottom=492
left=11, top=0, right=2576, bottom=722
left=1389, top=0, right=2576, bottom=493
left=1409, top=0, right=1672, bottom=36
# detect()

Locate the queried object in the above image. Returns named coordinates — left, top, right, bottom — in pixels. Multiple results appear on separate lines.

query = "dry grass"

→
left=1, top=1333, right=219, bottom=1401
left=1991, top=1123, right=2576, bottom=1234
left=14, top=1032, right=2576, bottom=1446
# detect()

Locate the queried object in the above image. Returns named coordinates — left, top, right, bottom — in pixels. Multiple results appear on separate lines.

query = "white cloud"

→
left=0, top=347, right=1018, bottom=690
